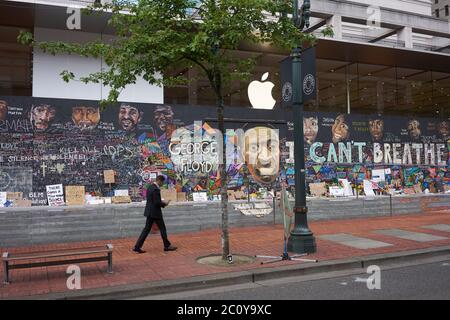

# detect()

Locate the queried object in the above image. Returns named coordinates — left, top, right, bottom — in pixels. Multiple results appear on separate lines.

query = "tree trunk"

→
left=214, top=72, right=230, bottom=261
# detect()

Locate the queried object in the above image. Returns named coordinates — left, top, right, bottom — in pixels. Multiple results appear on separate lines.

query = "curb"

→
left=16, top=245, right=450, bottom=300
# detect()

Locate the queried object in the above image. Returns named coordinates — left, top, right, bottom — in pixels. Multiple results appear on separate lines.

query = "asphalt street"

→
left=134, top=260, right=450, bottom=300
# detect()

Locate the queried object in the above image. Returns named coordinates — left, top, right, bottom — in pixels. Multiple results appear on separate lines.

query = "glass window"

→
left=164, top=49, right=449, bottom=118
left=0, top=26, right=32, bottom=96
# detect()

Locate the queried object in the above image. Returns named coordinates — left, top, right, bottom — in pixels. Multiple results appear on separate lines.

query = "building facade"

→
left=432, top=0, right=450, bottom=20
left=0, top=0, right=449, bottom=207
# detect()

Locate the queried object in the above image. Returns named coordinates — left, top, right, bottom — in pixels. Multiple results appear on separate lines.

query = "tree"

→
left=19, top=0, right=332, bottom=260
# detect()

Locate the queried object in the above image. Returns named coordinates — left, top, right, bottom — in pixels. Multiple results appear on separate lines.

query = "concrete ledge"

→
left=1, top=194, right=448, bottom=247
left=14, top=245, right=450, bottom=300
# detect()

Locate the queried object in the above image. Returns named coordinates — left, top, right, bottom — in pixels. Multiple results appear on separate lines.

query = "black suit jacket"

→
left=144, top=184, right=167, bottom=218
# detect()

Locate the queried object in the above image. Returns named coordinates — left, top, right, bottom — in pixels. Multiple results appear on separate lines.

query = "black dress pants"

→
left=135, top=217, right=171, bottom=249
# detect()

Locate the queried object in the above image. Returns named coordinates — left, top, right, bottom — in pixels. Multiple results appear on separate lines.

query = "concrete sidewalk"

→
left=1, top=210, right=450, bottom=299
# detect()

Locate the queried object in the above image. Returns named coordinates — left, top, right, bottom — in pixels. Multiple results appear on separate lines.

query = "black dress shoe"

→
left=164, top=245, right=177, bottom=252
left=133, top=248, right=146, bottom=254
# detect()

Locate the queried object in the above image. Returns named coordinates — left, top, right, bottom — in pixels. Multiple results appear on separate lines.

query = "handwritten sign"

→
left=65, top=185, right=85, bottom=206
left=104, top=170, right=115, bottom=184
left=7, top=192, right=23, bottom=201
left=161, top=189, right=177, bottom=202
left=46, top=184, right=65, bottom=206
left=233, top=202, right=272, bottom=218
left=309, top=182, right=327, bottom=197
left=114, top=189, right=129, bottom=197
left=177, top=192, right=186, bottom=202
left=192, top=192, right=208, bottom=202
left=111, top=196, right=131, bottom=203
left=329, top=186, right=345, bottom=197
left=28, top=192, right=48, bottom=206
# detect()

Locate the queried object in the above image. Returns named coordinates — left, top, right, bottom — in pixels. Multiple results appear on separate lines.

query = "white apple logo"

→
left=247, top=72, right=276, bottom=110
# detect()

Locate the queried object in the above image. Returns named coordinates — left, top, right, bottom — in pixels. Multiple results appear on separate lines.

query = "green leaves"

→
left=17, top=30, right=34, bottom=46
left=60, top=71, right=75, bottom=83
left=321, top=25, right=335, bottom=38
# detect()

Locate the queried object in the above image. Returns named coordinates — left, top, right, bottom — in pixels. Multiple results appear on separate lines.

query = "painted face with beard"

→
left=243, top=127, right=280, bottom=186
left=31, top=104, right=56, bottom=131
left=72, top=105, right=100, bottom=130
left=118, top=104, right=142, bottom=131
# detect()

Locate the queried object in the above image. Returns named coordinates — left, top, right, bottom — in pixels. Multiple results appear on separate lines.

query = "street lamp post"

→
left=287, top=0, right=317, bottom=254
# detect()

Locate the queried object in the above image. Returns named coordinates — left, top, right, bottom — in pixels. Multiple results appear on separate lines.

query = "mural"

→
left=0, top=96, right=448, bottom=205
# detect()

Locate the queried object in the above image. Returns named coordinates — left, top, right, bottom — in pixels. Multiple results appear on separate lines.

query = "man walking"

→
left=133, top=175, right=177, bottom=253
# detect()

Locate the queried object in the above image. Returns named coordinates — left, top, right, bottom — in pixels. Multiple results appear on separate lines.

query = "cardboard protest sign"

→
left=65, top=186, right=85, bottom=206
left=114, top=189, right=129, bottom=196
left=309, top=182, right=327, bottom=197
left=104, top=170, right=115, bottom=184
left=193, top=192, right=208, bottom=202
left=111, top=196, right=131, bottom=203
left=46, top=184, right=65, bottom=206
left=7, top=192, right=23, bottom=201
left=177, top=192, right=186, bottom=202
left=161, top=189, right=177, bottom=202
left=329, top=186, right=345, bottom=197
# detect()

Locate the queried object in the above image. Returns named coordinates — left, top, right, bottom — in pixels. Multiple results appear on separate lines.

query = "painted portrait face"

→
left=437, top=120, right=449, bottom=139
left=303, top=116, right=318, bottom=145
left=369, top=119, right=384, bottom=141
left=154, top=105, right=174, bottom=133
left=72, top=106, right=100, bottom=130
left=118, top=104, right=142, bottom=131
left=243, top=127, right=280, bottom=185
left=31, top=104, right=56, bottom=131
left=0, top=100, right=7, bottom=121
left=331, top=114, right=350, bottom=144
left=407, top=119, right=421, bottom=140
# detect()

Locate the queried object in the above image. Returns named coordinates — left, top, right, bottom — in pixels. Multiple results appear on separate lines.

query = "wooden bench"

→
left=2, top=244, right=113, bottom=285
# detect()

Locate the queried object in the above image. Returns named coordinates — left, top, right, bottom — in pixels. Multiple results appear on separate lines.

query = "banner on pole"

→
left=280, top=46, right=317, bottom=108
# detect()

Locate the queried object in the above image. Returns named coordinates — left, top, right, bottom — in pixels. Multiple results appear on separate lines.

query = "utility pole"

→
left=287, top=0, right=317, bottom=254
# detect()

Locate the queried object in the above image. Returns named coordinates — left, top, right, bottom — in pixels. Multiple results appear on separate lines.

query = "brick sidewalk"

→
left=1, top=210, right=450, bottom=299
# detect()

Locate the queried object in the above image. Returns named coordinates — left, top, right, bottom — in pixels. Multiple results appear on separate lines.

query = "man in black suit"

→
left=133, top=175, right=177, bottom=253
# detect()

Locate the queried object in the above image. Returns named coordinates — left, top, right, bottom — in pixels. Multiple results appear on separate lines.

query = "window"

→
left=445, top=5, right=449, bottom=16
left=435, top=9, right=440, bottom=17
left=435, top=0, right=438, bottom=4
left=0, top=26, right=32, bottom=96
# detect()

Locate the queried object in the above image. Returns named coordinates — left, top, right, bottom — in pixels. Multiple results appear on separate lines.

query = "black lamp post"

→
left=286, top=0, right=317, bottom=254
